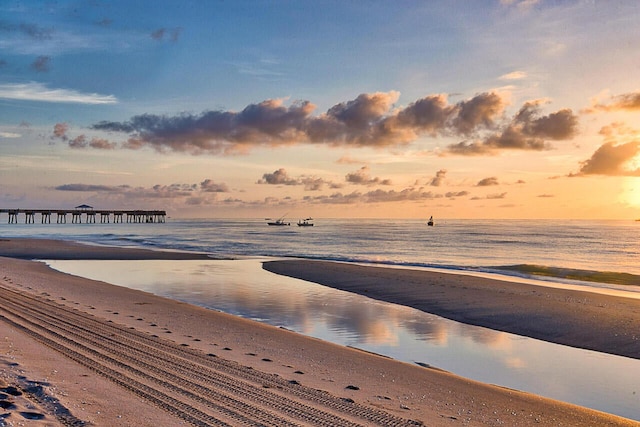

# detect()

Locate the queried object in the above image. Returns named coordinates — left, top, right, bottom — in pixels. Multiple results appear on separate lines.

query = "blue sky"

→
left=1, top=0, right=640, bottom=219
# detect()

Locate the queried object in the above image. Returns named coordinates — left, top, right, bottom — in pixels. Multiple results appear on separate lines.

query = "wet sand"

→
left=0, top=238, right=636, bottom=426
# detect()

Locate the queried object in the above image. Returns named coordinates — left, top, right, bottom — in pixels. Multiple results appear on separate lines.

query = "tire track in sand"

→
left=0, top=284, right=422, bottom=427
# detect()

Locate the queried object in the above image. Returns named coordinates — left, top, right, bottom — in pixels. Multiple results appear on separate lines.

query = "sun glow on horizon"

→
left=621, top=178, right=640, bottom=209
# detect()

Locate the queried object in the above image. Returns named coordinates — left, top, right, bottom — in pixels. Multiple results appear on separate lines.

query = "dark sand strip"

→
left=263, top=260, right=640, bottom=360
left=0, top=237, right=213, bottom=260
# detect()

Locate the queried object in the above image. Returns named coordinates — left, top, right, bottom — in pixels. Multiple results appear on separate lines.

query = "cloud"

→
left=500, top=0, right=541, bottom=10
left=257, top=168, right=337, bottom=191
left=598, top=122, right=635, bottom=140
left=89, top=91, right=509, bottom=155
left=54, top=124, right=118, bottom=150
left=336, top=156, right=364, bottom=165
left=55, top=184, right=126, bottom=192
left=68, top=134, right=117, bottom=149
left=87, top=137, right=117, bottom=150
left=345, top=166, right=392, bottom=186
left=307, top=186, right=470, bottom=205
left=258, top=168, right=299, bottom=185
left=54, top=179, right=230, bottom=203
left=31, top=55, right=51, bottom=72
left=570, top=140, right=640, bottom=176
left=200, top=179, right=229, bottom=192
left=586, top=91, right=640, bottom=112
left=98, top=98, right=315, bottom=154
left=446, top=191, right=470, bottom=198
left=0, top=82, right=117, bottom=104
left=486, top=192, right=507, bottom=199
left=448, top=101, right=578, bottom=155
left=68, top=135, right=85, bottom=148
left=151, top=27, right=182, bottom=42
left=476, top=177, right=499, bottom=186
left=327, top=91, right=400, bottom=128
left=83, top=91, right=579, bottom=157
left=53, top=122, right=69, bottom=141
left=0, top=132, right=21, bottom=138
left=470, top=192, right=507, bottom=200
left=429, top=169, right=447, bottom=187
left=499, top=71, right=527, bottom=80
left=301, top=176, right=337, bottom=191
left=451, top=92, right=505, bottom=135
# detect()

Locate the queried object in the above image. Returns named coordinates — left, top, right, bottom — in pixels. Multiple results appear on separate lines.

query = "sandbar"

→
left=263, top=260, right=640, bottom=361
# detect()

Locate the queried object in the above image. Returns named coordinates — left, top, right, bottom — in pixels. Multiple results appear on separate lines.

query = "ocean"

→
left=2, top=218, right=639, bottom=288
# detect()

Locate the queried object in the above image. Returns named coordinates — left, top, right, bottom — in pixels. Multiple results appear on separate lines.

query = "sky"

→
left=1, top=0, right=640, bottom=219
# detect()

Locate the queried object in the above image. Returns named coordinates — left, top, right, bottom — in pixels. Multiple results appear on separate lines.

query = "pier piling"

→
left=0, top=209, right=166, bottom=224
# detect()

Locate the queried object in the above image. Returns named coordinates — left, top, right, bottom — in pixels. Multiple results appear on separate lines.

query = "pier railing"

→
left=0, top=209, right=166, bottom=224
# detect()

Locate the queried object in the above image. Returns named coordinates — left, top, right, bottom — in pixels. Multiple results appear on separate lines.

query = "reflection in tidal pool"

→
left=47, top=259, right=640, bottom=421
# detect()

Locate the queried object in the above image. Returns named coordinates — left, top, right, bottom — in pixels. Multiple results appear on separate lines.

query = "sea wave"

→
left=492, top=264, right=640, bottom=287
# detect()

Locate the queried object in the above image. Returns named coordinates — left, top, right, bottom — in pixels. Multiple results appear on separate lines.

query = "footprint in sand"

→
left=1, top=386, right=22, bottom=396
left=20, top=411, right=45, bottom=420
left=0, top=400, right=17, bottom=409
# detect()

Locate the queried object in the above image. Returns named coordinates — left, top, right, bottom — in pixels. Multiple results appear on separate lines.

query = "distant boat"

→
left=297, top=217, right=314, bottom=227
left=427, top=216, right=434, bottom=226
left=267, top=215, right=290, bottom=226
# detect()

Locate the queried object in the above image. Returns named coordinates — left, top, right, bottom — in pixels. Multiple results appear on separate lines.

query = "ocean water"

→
left=2, top=218, right=640, bottom=420
left=1, top=218, right=639, bottom=287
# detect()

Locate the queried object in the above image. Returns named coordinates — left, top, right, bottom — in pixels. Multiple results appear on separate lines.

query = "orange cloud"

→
left=345, top=166, right=392, bottom=186
left=571, top=140, right=640, bottom=176
left=587, top=91, right=640, bottom=112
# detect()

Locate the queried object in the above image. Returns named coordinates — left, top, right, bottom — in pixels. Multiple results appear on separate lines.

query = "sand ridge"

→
left=263, top=259, right=640, bottom=360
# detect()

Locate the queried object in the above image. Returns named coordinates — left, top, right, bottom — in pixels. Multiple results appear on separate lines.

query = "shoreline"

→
left=0, top=238, right=637, bottom=426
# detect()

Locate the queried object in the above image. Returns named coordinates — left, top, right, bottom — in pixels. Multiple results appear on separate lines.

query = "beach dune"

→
left=0, top=239, right=637, bottom=426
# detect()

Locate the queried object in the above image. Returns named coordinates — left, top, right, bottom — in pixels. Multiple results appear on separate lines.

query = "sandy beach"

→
left=0, top=239, right=637, bottom=426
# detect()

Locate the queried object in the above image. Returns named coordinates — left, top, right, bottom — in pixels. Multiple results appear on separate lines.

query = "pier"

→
left=0, top=208, right=166, bottom=224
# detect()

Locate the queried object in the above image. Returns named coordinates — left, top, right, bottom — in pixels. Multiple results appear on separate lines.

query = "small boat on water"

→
left=297, top=217, right=314, bottom=227
left=267, top=215, right=290, bottom=226
left=427, top=216, right=434, bottom=226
